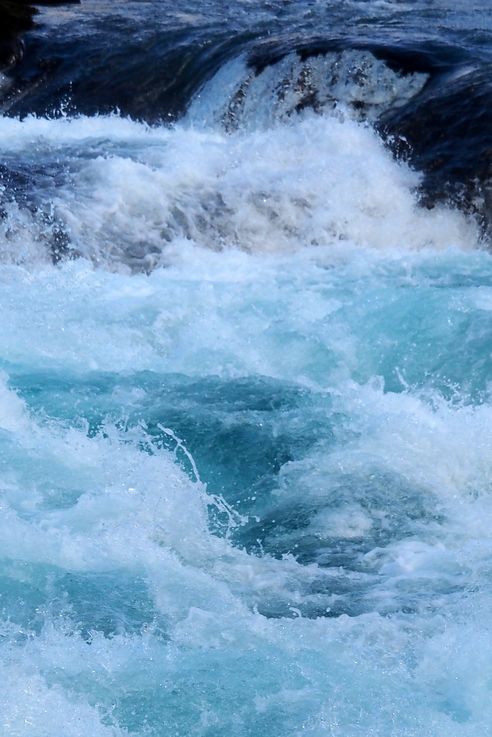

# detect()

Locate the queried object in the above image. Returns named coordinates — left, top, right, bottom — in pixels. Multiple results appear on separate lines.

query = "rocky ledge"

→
left=0, top=0, right=79, bottom=71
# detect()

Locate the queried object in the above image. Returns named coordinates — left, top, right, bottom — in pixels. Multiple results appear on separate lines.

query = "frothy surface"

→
left=1, top=0, right=492, bottom=734
left=2, top=241, right=492, bottom=734
left=0, top=112, right=480, bottom=270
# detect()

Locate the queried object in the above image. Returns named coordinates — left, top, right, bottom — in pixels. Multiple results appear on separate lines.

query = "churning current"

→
left=1, top=1, right=492, bottom=735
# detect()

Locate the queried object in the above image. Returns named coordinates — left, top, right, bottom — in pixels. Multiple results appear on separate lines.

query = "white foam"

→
left=0, top=662, right=124, bottom=737
left=187, top=50, right=428, bottom=130
left=2, top=251, right=492, bottom=733
left=0, top=75, right=490, bottom=736
left=0, top=374, right=28, bottom=433
left=334, top=382, right=492, bottom=502
left=0, top=111, right=479, bottom=270
left=0, top=370, right=340, bottom=624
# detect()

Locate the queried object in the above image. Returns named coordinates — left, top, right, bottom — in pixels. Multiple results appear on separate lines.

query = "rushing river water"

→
left=1, top=1, right=492, bottom=735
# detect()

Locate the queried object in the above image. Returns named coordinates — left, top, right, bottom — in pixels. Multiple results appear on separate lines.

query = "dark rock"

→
left=0, top=2, right=37, bottom=38
left=0, top=0, right=79, bottom=73
left=0, top=3, right=35, bottom=75
left=378, top=65, right=492, bottom=233
left=0, top=35, right=25, bottom=69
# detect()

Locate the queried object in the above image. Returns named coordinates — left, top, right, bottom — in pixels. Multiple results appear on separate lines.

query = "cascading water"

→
left=1, top=1, right=492, bottom=736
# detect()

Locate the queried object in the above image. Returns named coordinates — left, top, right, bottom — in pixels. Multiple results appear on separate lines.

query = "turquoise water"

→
left=0, top=3, right=492, bottom=719
left=2, top=215, right=492, bottom=733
